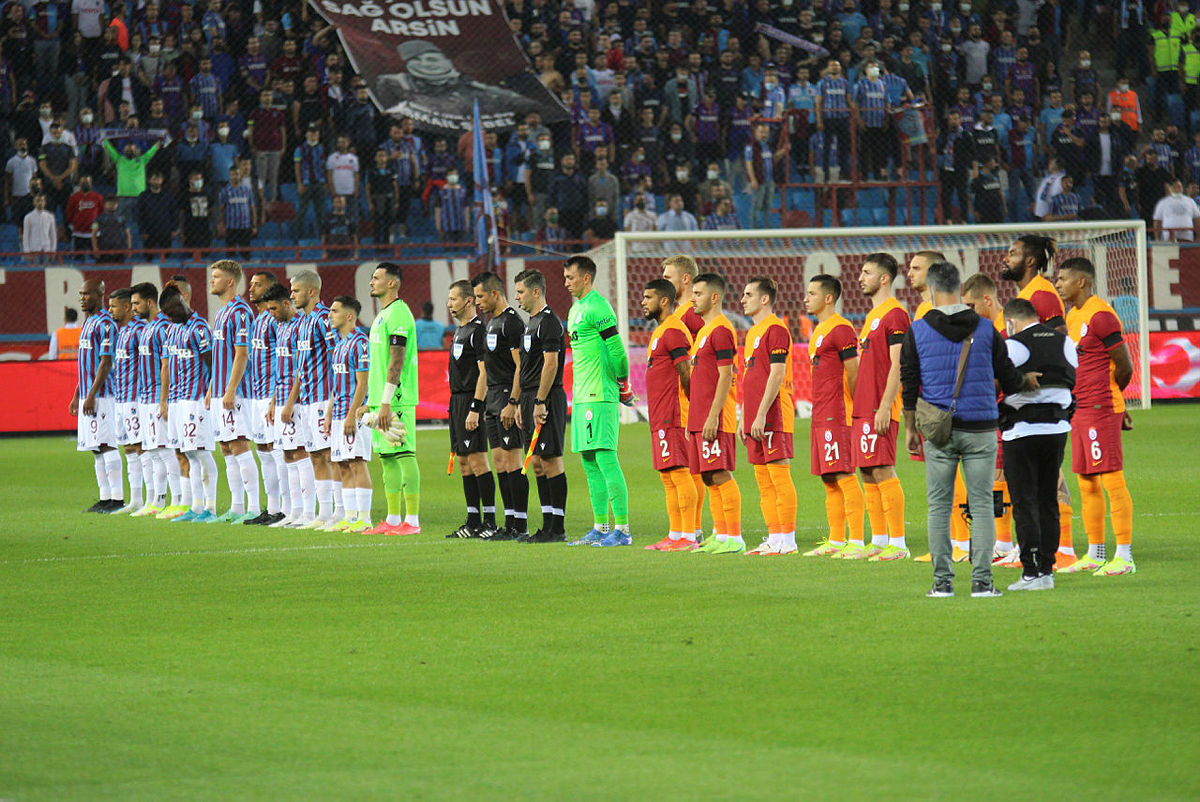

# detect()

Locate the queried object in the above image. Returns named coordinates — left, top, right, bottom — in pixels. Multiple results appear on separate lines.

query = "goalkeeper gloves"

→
left=617, top=377, right=635, bottom=406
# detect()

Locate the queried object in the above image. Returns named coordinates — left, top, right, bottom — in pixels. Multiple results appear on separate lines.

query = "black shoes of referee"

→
left=84, top=499, right=123, bottom=513
left=518, top=529, right=566, bottom=544
left=243, top=511, right=285, bottom=526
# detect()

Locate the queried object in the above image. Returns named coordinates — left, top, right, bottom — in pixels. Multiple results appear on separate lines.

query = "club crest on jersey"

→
left=752, top=336, right=761, bottom=350
left=487, top=332, right=498, bottom=351
left=1088, top=427, right=1098, bottom=440
left=697, top=335, right=708, bottom=350
left=523, top=333, right=532, bottom=351
left=824, top=430, right=833, bottom=442
left=862, top=422, right=871, bottom=434
left=658, top=428, right=665, bottom=438
left=815, top=334, right=824, bottom=348
left=1080, top=323, right=1089, bottom=337
left=585, top=409, right=594, bottom=421
left=452, top=342, right=463, bottom=359
left=870, top=319, right=880, bottom=331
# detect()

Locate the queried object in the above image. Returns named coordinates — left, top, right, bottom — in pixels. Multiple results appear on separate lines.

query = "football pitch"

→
left=2, top=407, right=1198, bottom=800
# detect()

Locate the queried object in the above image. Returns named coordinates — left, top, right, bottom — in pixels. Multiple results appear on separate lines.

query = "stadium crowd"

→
left=6, top=0, right=1200, bottom=258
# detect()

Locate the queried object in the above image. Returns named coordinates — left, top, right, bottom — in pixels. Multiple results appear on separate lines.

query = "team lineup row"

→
left=68, top=240, right=1135, bottom=585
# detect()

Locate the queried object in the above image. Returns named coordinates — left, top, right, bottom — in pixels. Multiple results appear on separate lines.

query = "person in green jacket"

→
left=101, top=132, right=164, bottom=225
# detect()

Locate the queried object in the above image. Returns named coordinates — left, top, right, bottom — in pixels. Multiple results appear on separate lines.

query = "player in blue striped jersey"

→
left=71, top=279, right=123, bottom=513
left=323, top=296, right=373, bottom=532
left=243, top=271, right=288, bottom=526
left=207, top=260, right=260, bottom=524
left=287, top=271, right=337, bottom=527
left=263, top=283, right=313, bottom=528
left=108, top=288, right=148, bottom=514
left=130, top=283, right=182, bottom=518
left=160, top=281, right=220, bottom=523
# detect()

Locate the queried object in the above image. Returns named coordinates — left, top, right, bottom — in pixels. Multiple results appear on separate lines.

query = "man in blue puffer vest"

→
left=900, top=261, right=1037, bottom=599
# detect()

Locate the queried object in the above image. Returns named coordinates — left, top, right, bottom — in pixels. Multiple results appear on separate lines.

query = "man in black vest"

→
left=998, top=298, right=1078, bottom=591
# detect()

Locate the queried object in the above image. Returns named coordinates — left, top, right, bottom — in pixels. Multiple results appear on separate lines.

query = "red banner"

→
left=311, top=0, right=567, bottom=133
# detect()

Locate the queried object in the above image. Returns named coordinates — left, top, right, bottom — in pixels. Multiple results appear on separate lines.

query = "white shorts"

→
left=212, top=396, right=250, bottom=442
left=76, top=397, right=116, bottom=451
left=115, top=401, right=141, bottom=447
left=169, top=399, right=215, bottom=452
left=302, top=400, right=332, bottom=452
left=250, top=397, right=274, bottom=445
left=275, top=406, right=306, bottom=452
left=140, top=402, right=169, bottom=449
left=331, top=416, right=371, bottom=462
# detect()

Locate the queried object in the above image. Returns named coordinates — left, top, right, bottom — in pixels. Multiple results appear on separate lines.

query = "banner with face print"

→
left=310, top=0, right=568, bottom=134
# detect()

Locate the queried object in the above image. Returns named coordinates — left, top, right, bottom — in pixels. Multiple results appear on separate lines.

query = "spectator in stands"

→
left=587, top=153, right=620, bottom=225
left=938, top=109, right=974, bottom=224
left=434, top=169, right=469, bottom=243
left=47, top=307, right=81, bottom=361
left=1152, top=179, right=1200, bottom=241
left=367, top=148, right=397, bottom=245
left=623, top=192, right=656, bottom=233
left=969, top=157, right=1006, bottom=223
left=745, top=122, right=785, bottom=228
left=415, top=302, right=452, bottom=350
left=38, top=121, right=76, bottom=216
left=325, top=134, right=360, bottom=214
left=137, top=171, right=175, bottom=256
left=665, top=161, right=700, bottom=215
left=584, top=198, right=617, bottom=243
left=66, top=176, right=103, bottom=253
left=656, top=193, right=698, bottom=231
left=21, top=193, right=56, bottom=262
left=1089, top=113, right=1135, bottom=217
left=92, top=195, right=130, bottom=263
left=702, top=196, right=740, bottom=230
left=209, top=121, right=241, bottom=189
left=815, top=58, right=853, bottom=180
left=548, top=152, right=588, bottom=238
left=248, top=88, right=287, bottom=202
left=217, top=164, right=257, bottom=260
left=102, top=131, right=162, bottom=226
left=1135, top=147, right=1174, bottom=231
left=537, top=206, right=569, bottom=244
left=1045, top=174, right=1082, bottom=221
left=178, top=171, right=215, bottom=249
left=323, top=193, right=357, bottom=253
left=1033, top=156, right=1066, bottom=220
left=5, top=137, right=37, bottom=225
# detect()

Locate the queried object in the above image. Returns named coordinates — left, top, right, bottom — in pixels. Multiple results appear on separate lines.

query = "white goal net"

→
left=586, top=222, right=1150, bottom=411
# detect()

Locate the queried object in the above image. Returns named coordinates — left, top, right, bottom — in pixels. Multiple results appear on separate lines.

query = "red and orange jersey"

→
left=670, top=299, right=706, bottom=338
left=1019, top=273, right=1067, bottom=328
left=853, top=297, right=910, bottom=422
left=646, top=316, right=693, bottom=429
left=742, top=313, right=794, bottom=434
left=1068, top=295, right=1126, bottom=414
left=808, top=313, right=858, bottom=426
left=913, top=299, right=932, bottom=321
left=688, top=314, right=738, bottom=434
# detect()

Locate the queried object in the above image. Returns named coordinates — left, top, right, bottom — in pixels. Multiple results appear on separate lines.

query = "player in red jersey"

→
left=739, top=277, right=799, bottom=556
left=802, top=274, right=867, bottom=557
left=1002, top=234, right=1077, bottom=569
left=641, top=279, right=699, bottom=552
left=1055, top=258, right=1137, bottom=576
left=846, top=253, right=910, bottom=561
left=688, top=273, right=744, bottom=554
left=908, top=250, right=944, bottom=324
left=661, top=254, right=706, bottom=540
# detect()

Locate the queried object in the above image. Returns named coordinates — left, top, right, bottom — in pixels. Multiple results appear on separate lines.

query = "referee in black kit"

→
left=471, top=271, right=530, bottom=541
left=514, top=269, right=569, bottom=543
left=446, top=279, right=498, bottom=539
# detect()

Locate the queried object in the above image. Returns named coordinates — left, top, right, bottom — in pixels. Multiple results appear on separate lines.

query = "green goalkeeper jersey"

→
left=368, top=298, right=418, bottom=407
left=567, top=289, right=627, bottom=404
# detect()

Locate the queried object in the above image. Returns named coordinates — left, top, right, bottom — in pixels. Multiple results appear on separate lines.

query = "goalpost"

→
left=587, top=221, right=1151, bottom=411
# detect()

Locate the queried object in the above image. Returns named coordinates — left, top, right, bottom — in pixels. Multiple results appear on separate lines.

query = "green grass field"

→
left=2, top=407, right=1199, bottom=800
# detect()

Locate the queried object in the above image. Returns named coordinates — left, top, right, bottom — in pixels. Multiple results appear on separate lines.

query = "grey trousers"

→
left=255, top=150, right=283, bottom=202
left=924, top=428, right=998, bottom=585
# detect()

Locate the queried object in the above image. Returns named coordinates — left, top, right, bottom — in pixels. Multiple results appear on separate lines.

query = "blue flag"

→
left=472, top=101, right=500, bottom=267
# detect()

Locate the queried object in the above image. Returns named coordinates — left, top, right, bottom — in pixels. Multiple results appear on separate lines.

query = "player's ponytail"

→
left=1016, top=235, right=1057, bottom=273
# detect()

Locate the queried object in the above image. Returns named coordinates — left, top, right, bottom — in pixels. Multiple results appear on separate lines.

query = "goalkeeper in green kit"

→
left=360, top=263, right=421, bottom=536
left=563, top=256, right=634, bottom=547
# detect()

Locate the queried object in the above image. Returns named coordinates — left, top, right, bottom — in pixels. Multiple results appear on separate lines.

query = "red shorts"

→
left=810, top=421, right=854, bottom=476
left=687, top=430, right=737, bottom=473
left=852, top=417, right=899, bottom=469
left=995, top=429, right=1005, bottom=471
left=652, top=426, right=690, bottom=472
left=1072, top=408, right=1123, bottom=475
left=744, top=428, right=794, bottom=464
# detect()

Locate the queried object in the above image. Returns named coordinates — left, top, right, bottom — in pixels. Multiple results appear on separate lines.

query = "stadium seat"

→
left=780, top=210, right=812, bottom=227
left=262, top=201, right=296, bottom=239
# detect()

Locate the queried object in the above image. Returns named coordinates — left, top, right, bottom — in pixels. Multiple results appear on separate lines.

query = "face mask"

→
left=960, top=2, right=971, bottom=10
left=765, top=81, right=776, bottom=90
left=548, top=213, right=558, bottom=222
left=813, top=34, right=825, bottom=43
left=634, top=152, right=643, bottom=161
left=192, top=111, right=203, bottom=120
left=931, top=2, right=942, bottom=10
left=1119, top=83, right=1129, bottom=92
left=150, top=44, right=161, bottom=53
left=1080, top=59, right=1091, bottom=68
left=706, top=169, right=718, bottom=180
left=81, top=112, right=94, bottom=123
left=40, top=107, right=51, bottom=118
left=941, top=43, right=952, bottom=52
left=192, top=179, right=203, bottom=189
left=218, top=126, right=229, bottom=137
left=1111, top=112, right=1123, bottom=121
left=982, top=82, right=993, bottom=91
left=596, top=205, right=607, bottom=215
left=17, top=149, right=27, bottom=158
left=899, top=2, right=909, bottom=10
left=671, top=133, right=682, bottom=142
left=676, top=169, right=688, bottom=180
left=447, top=175, right=459, bottom=185
left=867, top=67, right=881, bottom=78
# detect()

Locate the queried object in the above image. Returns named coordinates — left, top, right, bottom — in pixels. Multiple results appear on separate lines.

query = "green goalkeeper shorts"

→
left=570, top=401, right=619, bottom=453
left=371, top=405, right=417, bottom=456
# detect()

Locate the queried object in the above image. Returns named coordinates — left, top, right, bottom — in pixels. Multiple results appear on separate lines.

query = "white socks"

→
left=315, top=479, right=332, bottom=521
left=259, top=450, right=280, bottom=514
left=185, top=452, right=205, bottom=512
left=237, top=451, right=261, bottom=514
left=286, top=461, right=303, bottom=518
left=356, top=487, right=373, bottom=522
left=331, top=480, right=344, bottom=521
left=126, top=451, right=143, bottom=508
left=225, top=453, right=246, bottom=514
left=273, top=449, right=290, bottom=516
left=296, top=458, right=317, bottom=517
left=103, top=450, right=123, bottom=501
left=93, top=452, right=112, bottom=500
left=197, top=451, right=218, bottom=512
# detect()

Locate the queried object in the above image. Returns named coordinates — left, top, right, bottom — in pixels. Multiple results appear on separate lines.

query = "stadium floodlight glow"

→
left=588, top=221, right=1150, bottom=410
